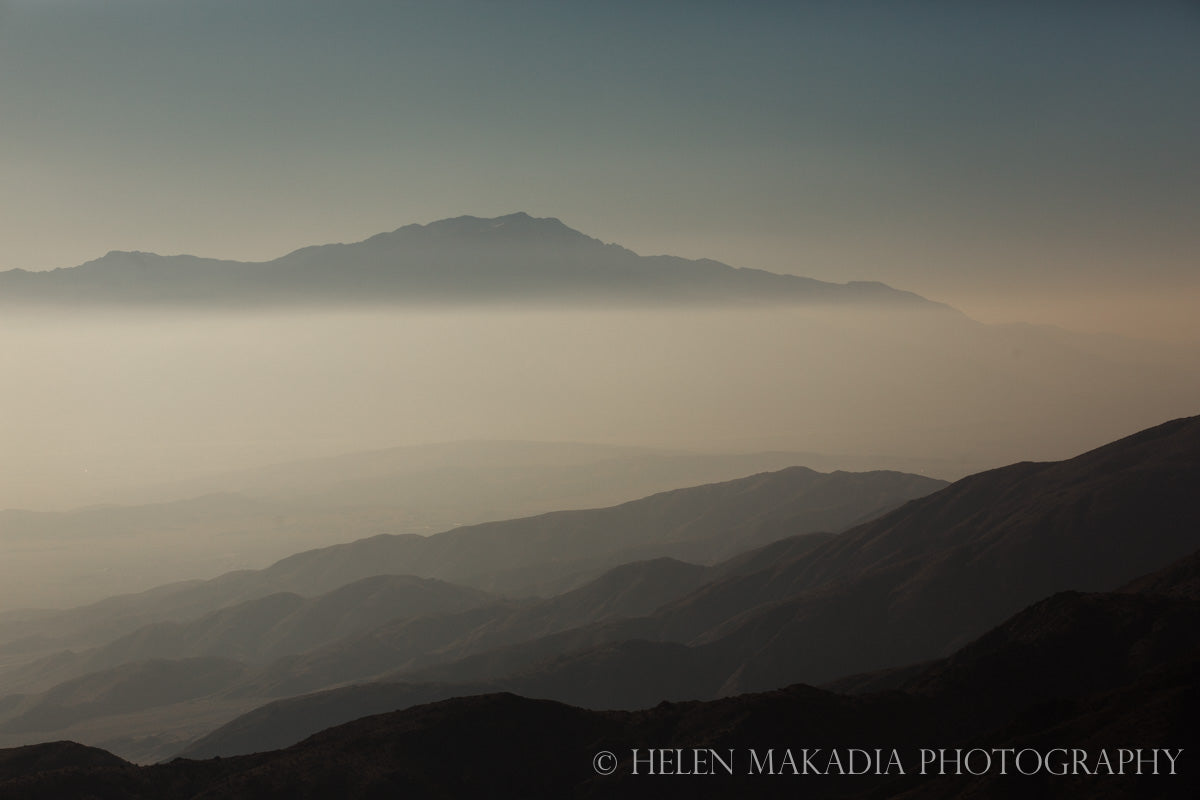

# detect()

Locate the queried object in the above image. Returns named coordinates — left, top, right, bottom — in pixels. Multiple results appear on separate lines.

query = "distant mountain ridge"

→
left=0, top=443, right=890, bottom=612
left=0, top=213, right=945, bottom=308
left=170, top=415, right=1200, bottom=760
left=0, top=418, right=1197, bottom=768
left=0, top=466, right=941, bottom=761
left=0, top=466, right=943, bottom=654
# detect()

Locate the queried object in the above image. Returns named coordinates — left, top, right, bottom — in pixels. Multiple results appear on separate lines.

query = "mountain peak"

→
left=1, top=214, right=946, bottom=309
left=415, top=212, right=595, bottom=245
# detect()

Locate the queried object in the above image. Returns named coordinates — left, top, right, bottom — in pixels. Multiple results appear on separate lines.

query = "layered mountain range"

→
left=0, top=213, right=945, bottom=308
left=171, top=415, right=1200, bottom=765
left=0, top=417, right=1195, bottom=796
left=0, top=465, right=944, bottom=760
left=0, top=415, right=1194, bottom=800
left=0, top=444, right=878, bottom=611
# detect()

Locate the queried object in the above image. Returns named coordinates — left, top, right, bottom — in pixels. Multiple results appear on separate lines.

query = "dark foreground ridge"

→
left=1, top=548, right=1196, bottom=799
left=0, top=213, right=947, bottom=309
left=4, top=411, right=1200, bottom=798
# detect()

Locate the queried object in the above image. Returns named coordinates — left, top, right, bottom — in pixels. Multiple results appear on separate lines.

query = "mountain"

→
left=0, top=543, right=830, bottom=763
left=0, top=658, right=249, bottom=736
left=386, top=414, right=1200, bottom=691
left=4, top=415, right=1196, bottom=767
left=175, top=415, right=1200, bottom=758
left=0, top=537, right=840, bottom=762
left=0, top=575, right=498, bottom=697
left=125, top=440, right=929, bottom=523
left=0, top=466, right=942, bottom=657
left=0, top=213, right=946, bottom=308
left=700, top=414, right=1200, bottom=692
left=245, top=465, right=940, bottom=598
left=188, top=541, right=833, bottom=704
left=0, top=416, right=1195, bottom=789
left=0, top=467, right=938, bottom=760
left=0, top=443, right=879, bottom=612
left=8, top=546, right=1198, bottom=798
left=0, top=555, right=718, bottom=699
left=178, top=547, right=1200, bottom=794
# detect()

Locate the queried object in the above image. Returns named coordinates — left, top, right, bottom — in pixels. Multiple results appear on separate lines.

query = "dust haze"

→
left=2, top=303, right=1197, bottom=608
left=5, top=305, right=1196, bottom=511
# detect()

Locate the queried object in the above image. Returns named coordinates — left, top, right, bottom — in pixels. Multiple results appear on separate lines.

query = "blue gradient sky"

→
left=2, top=1, right=1197, bottom=338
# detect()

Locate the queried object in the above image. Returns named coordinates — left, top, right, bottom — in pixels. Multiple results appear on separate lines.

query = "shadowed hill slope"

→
left=11, top=549, right=1198, bottom=798
left=385, top=415, right=1200, bottom=694
left=688, top=415, right=1200, bottom=692
left=0, top=576, right=499, bottom=696
left=178, top=417, right=1200, bottom=758
left=0, top=467, right=941, bottom=657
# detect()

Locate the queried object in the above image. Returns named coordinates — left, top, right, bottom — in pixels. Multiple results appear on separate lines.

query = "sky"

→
left=1, top=1, right=1198, bottom=340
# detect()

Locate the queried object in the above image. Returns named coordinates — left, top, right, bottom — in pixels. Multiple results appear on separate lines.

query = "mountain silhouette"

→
left=0, top=213, right=946, bottom=308
left=174, top=416, right=1200, bottom=759
left=3, top=415, right=1196, bottom=763
left=0, top=467, right=939, bottom=760
left=2, top=416, right=1197, bottom=768
left=0, top=418, right=1196, bottom=795
left=0, top=466, right=940, bottom=658
left=4, top=545, right=1196, bottom=798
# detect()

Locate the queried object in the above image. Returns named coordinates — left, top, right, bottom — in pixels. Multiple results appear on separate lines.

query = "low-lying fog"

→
left=2, top=304, right=1197, bottom=608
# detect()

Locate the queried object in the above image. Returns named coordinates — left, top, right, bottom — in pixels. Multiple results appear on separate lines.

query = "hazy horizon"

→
left=5, top=212, right=1199, bottom=345
left=1, top=2, right=1198, bottom=591
left=1, top=2, right=1197, bottom=341
left=4, top=302, right=1197, bottom=515
left=2, top=6, right=1199, bottom=785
